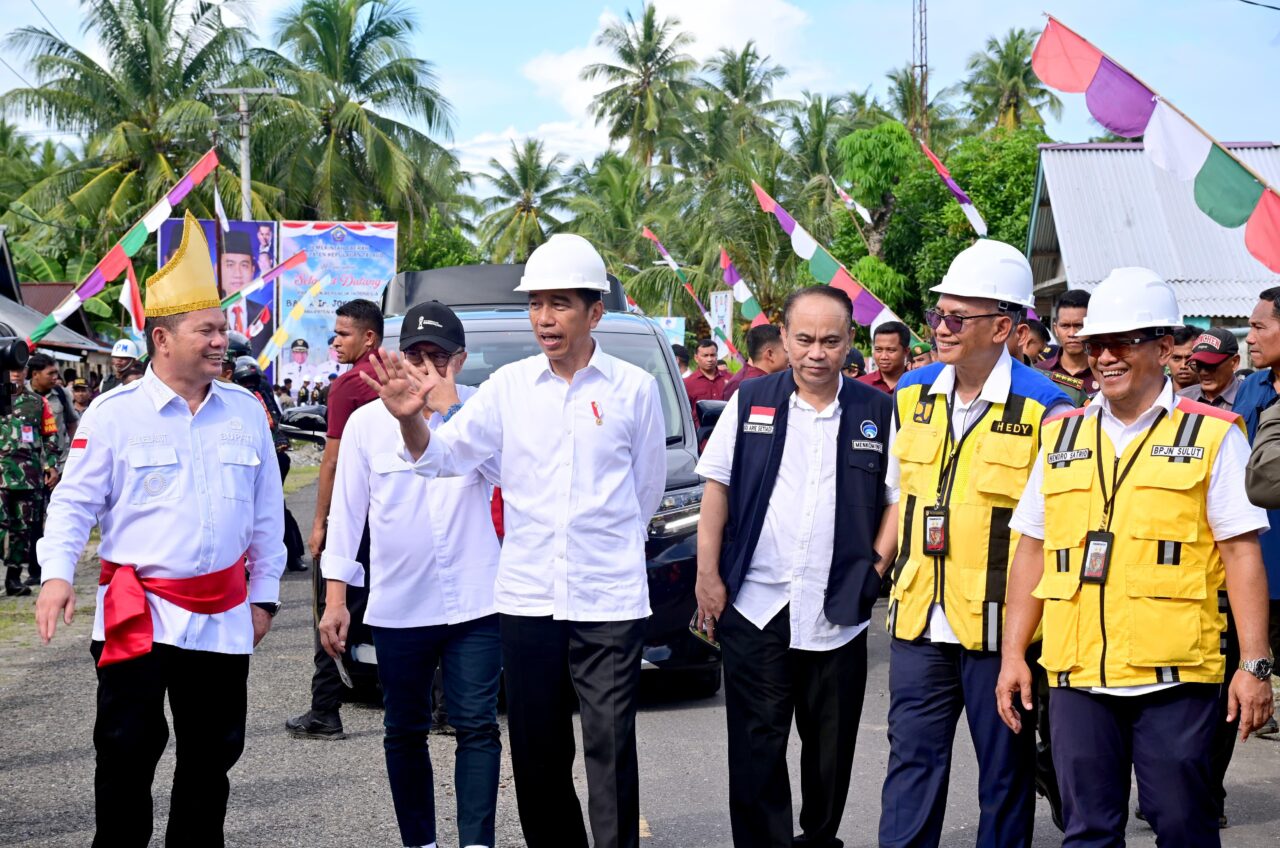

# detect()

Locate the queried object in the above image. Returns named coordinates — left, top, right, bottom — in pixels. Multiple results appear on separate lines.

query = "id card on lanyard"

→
left=922, top=390, right=990, bottom=557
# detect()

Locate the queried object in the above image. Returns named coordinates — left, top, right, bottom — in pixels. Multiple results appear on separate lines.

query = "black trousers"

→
left=89, top=641, right=250, bottom=848
left=309, top=523, right=371, bottom=715
left=499, top=613, right=645, bottom=848
left=720, top=604, right=868, bottom=848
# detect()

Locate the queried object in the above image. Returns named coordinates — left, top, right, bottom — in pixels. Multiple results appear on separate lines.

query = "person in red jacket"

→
left=724, top=324, right=787, bottom=401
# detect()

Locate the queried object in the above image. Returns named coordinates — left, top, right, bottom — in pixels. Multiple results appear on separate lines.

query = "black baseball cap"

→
left=843, top=348, right=865, bottom=371
left=1189, top=328, right=1239, bottom=366
left=400, top=300, right=464, bottom=354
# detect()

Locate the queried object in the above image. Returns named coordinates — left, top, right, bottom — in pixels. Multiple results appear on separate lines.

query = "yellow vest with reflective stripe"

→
left=1035, top=398, right=1239, bottom=688
left=887, top=379, right=1050, bottom=651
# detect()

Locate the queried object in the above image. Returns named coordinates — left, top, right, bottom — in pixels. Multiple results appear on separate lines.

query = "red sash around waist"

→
left=97, top=554, right=248, bottom=667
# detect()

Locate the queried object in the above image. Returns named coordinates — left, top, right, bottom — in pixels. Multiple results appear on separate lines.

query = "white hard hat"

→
left=1077, top=267, right=1181, bottom=338
left=515, top=234, right=610, bottom=293
left=930, top=239, right=1034, bottom=309
left=111, top=338, right=140, bottom=359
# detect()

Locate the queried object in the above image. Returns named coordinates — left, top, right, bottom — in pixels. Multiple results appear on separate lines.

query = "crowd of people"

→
left=14, top=214, right=1279, bottom=848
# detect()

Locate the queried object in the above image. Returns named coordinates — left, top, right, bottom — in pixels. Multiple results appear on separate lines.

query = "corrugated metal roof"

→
left=1030, top=142, right=1280, bottom=318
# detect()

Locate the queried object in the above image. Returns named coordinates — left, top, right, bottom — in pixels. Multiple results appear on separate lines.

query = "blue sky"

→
left=2, top=0, right=1278, bottom=176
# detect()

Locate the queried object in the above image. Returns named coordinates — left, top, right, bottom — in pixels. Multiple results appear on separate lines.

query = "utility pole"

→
left=912, top=0, right=929, bottom=145
left=209, top=87, right=277, bottom=219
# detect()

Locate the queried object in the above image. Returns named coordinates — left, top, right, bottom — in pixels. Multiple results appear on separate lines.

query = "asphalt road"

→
left=1, top=480, right=1277, bottom=847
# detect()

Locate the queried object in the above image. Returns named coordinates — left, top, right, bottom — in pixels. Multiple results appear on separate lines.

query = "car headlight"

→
left=648, top=483, right=703, bottom=539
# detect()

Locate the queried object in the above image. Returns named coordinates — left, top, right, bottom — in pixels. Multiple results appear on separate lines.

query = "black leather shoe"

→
left=5, top=577, right=31, bottom=596
left=285, top=710, right=344, bottom=740
left=285, top=558, right=309, bottom=572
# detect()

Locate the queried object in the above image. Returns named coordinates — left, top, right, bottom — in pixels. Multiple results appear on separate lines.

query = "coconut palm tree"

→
left=581, top=4, right=696, bottom=173
left=246, top=0, right=456, bottom=220
left=700, top=41, right=790, bottom=144
left=477, top=139, right=570, bottom=264
left=564, top=152, right=675, bottom=273
left=963, top=28, right=1063, bottom=130
left=882, top=64, right=963, bottom=149
left=2, top=0, right=247, bottom=242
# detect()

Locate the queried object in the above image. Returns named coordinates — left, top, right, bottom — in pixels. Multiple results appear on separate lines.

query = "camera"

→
left=0, top=323, right=32, bottom=418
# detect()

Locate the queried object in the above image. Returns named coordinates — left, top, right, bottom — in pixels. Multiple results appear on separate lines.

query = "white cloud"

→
left=451, top=119, right=612, bottom=178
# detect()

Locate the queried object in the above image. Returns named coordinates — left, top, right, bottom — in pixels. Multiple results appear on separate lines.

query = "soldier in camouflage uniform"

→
left=2, top=371, right=58, bottom=595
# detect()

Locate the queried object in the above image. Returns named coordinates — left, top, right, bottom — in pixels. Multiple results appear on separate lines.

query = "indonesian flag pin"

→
left=591, top=401, right=604, bottom=426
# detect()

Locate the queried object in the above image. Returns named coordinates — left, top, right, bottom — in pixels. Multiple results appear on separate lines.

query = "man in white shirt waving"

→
left=363, top=234, right=666, bottom=848
left=34, top=212, right=286, bottom=847
left=318, top=300, right=503, bottom=848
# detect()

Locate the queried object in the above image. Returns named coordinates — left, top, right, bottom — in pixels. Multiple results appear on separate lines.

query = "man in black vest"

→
left=695, top=285, right=899, bottom=848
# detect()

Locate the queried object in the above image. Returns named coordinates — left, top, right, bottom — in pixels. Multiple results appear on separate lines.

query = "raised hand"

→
left=361, top=348, right=435, bottom=422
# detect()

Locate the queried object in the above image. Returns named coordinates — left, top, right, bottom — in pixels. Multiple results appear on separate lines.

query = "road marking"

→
left=640, top=816, right=651, bottom=838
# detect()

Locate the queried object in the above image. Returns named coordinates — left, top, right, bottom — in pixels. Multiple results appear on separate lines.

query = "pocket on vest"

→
left=1033, top=569, right=1082, bottom=672
left=973, top=433, right=1034, bottom=500
left=1130, top=461, right=1206, bottom=544
left=1124, top=564, right=1207, bottom=666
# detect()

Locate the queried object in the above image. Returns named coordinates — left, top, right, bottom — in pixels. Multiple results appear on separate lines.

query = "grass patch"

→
left=284, top=464, right=320, bottom=495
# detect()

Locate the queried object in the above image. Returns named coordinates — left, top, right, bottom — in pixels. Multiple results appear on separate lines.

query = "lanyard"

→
left=935, top=388, right=991, bottom=506
left=1094, top=408, right=1167, bottom=531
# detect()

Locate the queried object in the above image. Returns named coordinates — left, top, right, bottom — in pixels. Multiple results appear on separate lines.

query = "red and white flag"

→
left=120, top=258, right=144, bottom=335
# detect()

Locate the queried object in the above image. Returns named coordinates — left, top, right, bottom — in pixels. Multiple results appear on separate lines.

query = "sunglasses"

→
left=1189, top=357, right=1232, bottom=372
left=924, top=308, right=1004, bottom=334
left=1083, top=335, right=1158, bottom=359
left=404, top=349, right=457, bottom=367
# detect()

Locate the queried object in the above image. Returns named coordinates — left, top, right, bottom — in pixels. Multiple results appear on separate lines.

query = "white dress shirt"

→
left=1011, top=380, right=1267, bottom=695
left=38, top=368, right=286, bottom=654
left=322, top=385, right=502, bottom=628
left=407, top=341, right=667, bottom=621
left=696, top=385, right=899, bottom=650
left=885, top=348, right=1072, bottom=643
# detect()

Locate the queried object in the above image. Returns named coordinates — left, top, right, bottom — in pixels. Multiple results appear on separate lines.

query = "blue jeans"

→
left=372, top=615, right=502, bottom=848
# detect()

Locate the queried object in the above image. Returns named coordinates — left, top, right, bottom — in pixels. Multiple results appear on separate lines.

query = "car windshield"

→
left=387, top=326, right=685, bottom=442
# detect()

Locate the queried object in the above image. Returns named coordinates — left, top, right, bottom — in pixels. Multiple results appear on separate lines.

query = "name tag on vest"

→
left=1048, top=448, right=1092, bottom=464
left=1152, top=445, right=1205, bottom=460
left=851, top=439, right=884, bottom=453
left=991, top=420, right=1033, bottom=436
left=744, top=405, right=776, bottom=435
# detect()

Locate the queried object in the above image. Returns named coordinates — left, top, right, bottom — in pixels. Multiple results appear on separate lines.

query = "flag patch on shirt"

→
left=744, top=406, right=776, bottom=434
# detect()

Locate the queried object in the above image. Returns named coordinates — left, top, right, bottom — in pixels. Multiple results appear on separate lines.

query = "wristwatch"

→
left=252, top=601, right=281, bottom=618
left=1240, top=657, right=1274, bottom=681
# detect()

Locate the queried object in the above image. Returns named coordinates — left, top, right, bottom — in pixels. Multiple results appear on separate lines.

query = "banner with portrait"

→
left=275, top=221, right=398, bottom=387
left=157, top=218, right=280, bottom=379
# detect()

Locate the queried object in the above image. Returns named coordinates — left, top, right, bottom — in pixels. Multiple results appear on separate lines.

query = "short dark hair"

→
left=695, top=338, right=717, bottom=351
left=1260, top=287, right=1280, bottom=321
left=873, top=321, right=910, bottom=349
left=26, top=353, right=56, bottom=376
left=1053, top=289, right=1091, bottom=321
left=671, top=343, right=689, bottom=364
left=143, top=314, right=184, bottom=358
left=745, top=324, right=782, bottom=360
left=782, top=285, right=853, bottom=329
left=1023, top=318, right=1050, bottom=344
left=1172, top=325, right=1198, bottom=345
left=335, top=298, right=384, bottom=342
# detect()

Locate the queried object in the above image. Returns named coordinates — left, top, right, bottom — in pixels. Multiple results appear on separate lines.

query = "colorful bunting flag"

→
left=220, top=251, right=307, bottom=310
left=640, top=228, right=742, bottom=359
left=120, top=259, right=144, bottom=336
left=830, top=177, right=873, bottom=225
left=920, top=141, right=988, bottom=237
left=258, top=275, right=330, bottom=369
left=213, top=184, right=231, bottom=233
left=751, top=181, right=916, bottom=335
left=29, top=149, right=221, bottom=343
left=719, top=249, right=768, bottom=328
left=1032, top=16, right=1280, bottom=273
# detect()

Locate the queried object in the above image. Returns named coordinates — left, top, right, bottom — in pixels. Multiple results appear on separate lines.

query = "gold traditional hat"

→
left=145, top=211, right=221, bottom=317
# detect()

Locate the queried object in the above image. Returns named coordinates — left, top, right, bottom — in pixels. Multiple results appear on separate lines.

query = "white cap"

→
left=930, top=239, right=1034, bottom=309
left=111, top=338, right=140, bottom=359
left=515, top=234, right=611, bottom=293
left=1077, top=267, right=1181, bottom=338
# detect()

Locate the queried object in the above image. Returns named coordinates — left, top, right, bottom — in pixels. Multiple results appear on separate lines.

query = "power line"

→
left=1236, top=0, right=1280, bottom=10
left=27, top=0, right=70, bottom=43
left=0, top=54, right=37, bottom=90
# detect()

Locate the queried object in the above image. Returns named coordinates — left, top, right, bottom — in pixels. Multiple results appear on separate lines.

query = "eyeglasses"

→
left=1083, top=335, right=1158, bottom=359
left=1189, top=358, right=1231, bottom=372
left=924, top=308, right=1004, bottom=334
left=403, top=349, right=456, bottom=367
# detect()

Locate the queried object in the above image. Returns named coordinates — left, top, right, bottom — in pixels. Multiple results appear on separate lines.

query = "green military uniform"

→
left=1, top=386, right=58, bottom=589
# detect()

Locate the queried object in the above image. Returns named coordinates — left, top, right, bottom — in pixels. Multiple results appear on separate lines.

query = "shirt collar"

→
left=1086, top=378, right=1175, bottom=425
left=928, top=347, right=1013, bottom=406
left=535, top=338, right=612, bottom=383
left=788, top=379, right=842, bottom=418
left=1220, top=374, right=1244, bottom=406
left=141, top=366, right=224, bottom=412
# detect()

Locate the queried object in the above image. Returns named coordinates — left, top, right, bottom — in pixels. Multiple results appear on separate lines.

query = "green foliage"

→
left=850, top=255, right=911, bottom=318
left=399, top=209, right=479, bottom=272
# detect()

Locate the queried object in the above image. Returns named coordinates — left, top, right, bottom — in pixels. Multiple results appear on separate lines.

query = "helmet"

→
left=1077, top=267, right=1181, bottom=338
left=111, top=338, right=140, bottom=359
left=515, top=234, right=610, bottom=293
left=232, top=355, right=261, bottom=387
left=930, top=239, right=1034, bottom=309
left=225, top=331, right=251, bottom=363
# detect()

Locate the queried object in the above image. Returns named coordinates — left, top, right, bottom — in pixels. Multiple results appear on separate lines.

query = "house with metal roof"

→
left=1026, top=142, right=1280, bottom=328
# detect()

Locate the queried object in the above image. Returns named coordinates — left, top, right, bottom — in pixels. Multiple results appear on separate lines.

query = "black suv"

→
left=342, top=264, right=720, bottom=695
